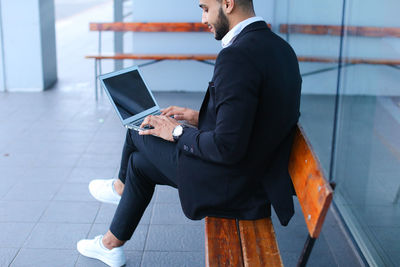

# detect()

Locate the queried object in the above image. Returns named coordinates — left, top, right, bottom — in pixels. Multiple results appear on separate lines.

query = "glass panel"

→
left=277, top=1, right=344, bottom=176
left=333, top=0, right=400, bottom=266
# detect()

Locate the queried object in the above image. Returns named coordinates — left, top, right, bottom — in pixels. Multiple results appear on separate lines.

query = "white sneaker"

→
left=77, top=235, right=126, bottom=267
left=89, top=179, right=121, bottom=205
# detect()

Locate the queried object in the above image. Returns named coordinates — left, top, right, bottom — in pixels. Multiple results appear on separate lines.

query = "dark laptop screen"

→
left=103, top=70, right=156, bottom=120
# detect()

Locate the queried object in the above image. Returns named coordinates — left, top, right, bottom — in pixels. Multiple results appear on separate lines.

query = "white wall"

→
left=0, top=1, right=5, bottom=92
left=39, top=0, right=58, bottom=89
left=0, top=0, right=57, bottom=92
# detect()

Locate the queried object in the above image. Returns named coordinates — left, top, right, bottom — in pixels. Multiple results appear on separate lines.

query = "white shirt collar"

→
left=221, top=16, right=264, bottom=48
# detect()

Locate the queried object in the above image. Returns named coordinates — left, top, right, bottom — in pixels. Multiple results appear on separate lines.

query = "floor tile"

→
left=124, top=251, right=143, bottom=267
left=0, top=167, right=26, bottom=181
left=306, top=238, right=338, bottom=267
left=85, top=142, right=123, bottom=156
left=50, top=130, right=95, bottom=143
left=0, top=200, right=48, bottom=222
left=2, top=140, right=50, bottom=155
left=0, top=153, right=37, bottom=168
left=0, top=223, right=35, bottom=248
left=389, top=250, right=400, bottom=266
left=75, top=255, right=109, bottom=267
left=53, top=183, right=97, bottom=202
left=32, top=153, right=81, bottom=168
left=0, top=248, right=19, bottom=266
left=90, top=132, right=125, bottom=144
left=151, top=203, right=200, bottom=225
left=155, top=185, right=180, bottom=204
left=141, top=251, right=204, bottom=267
left=11, top=248, right=78, bottom=267
left=371, top=226, right=400, bottom=251
left=76, top=154, right=120, bottom=168
left=93, top=203, right=118, bottom=224
left=280, top=251, right=299, bottom=267
left=21, top=167, right=72, bottom=183
left=0, top=178, right=18, bottom=199
left=88, top=223, right=148, bottom=251
left=75, top=251, right=142, bottom=267
left=145, top=224, right=204, bottom=252
left=40, top=201, right=100, bottom=223
left=24, top=223, right=92, bottom=249
left=3, top=182, right=62, bottom=201
left=67, top=167, right=118, bottom=183
left=94, top=203, right=153, bottom=225
left=41, top=141, right=89, bottom=155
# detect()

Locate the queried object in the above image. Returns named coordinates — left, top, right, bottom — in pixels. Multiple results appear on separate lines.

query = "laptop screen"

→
left=102, top=69, right=156, bottom=120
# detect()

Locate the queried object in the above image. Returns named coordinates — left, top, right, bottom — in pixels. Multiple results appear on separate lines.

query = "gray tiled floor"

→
left=0, top=92, right=364, bottom=267
left=0, top=1, right=365, bottom=266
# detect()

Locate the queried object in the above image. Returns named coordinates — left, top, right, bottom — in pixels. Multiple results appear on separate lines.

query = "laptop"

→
left=99, top=65, right=161, bottom=131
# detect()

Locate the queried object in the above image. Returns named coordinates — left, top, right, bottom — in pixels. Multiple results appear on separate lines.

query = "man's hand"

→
left=138, top=115, right=180, bottom=142
left=161, top=106, right=199, bottom=127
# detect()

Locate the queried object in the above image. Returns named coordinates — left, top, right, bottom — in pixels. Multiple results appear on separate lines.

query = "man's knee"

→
left=127, top=152, right=155, bottom=188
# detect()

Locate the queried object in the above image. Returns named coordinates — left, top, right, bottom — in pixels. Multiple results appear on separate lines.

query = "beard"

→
left=214, top=7, right=230, bottom=40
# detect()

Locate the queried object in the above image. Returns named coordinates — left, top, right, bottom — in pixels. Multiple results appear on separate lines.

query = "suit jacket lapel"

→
left=198, top=82, right=213, bottom=128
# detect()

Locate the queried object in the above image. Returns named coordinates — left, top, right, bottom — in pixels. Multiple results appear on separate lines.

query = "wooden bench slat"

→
left=90, top=22, right=271, bottom=32
left=288, top=126, right=333, bottom=239
left=85, top=54, right=217, bottom=61
left=297, top=56, right=400, bottom=65
left=90, top=22, right=210, bottom=32
left=86, top=54, right=399, bottom=65
left=205, top=217, right=244, bottom=267
left=280, top=24, right=400, bottom=38
left=239, top=218, right=283, bottom=267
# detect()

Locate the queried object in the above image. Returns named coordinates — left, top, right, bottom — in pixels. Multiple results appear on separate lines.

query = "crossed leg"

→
left=78, top=129, right=179, bottom=265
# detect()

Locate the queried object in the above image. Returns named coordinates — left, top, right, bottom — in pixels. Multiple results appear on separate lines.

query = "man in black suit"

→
left=77, top=0, right=301, bottom=266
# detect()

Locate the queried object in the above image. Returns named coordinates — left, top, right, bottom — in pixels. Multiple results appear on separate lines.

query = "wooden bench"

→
left=86, top=22, right=218, bottom=100
left=205, top=125, right=333, bottom=267
left=279, top=24, right=400, bottom=76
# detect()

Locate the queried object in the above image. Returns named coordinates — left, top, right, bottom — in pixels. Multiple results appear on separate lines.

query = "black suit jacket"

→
left=176, top=21, right=302, bottom=226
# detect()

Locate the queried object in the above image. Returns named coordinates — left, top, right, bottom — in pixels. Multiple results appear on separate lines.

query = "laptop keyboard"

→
left=130, top=110, right=162, bottom=127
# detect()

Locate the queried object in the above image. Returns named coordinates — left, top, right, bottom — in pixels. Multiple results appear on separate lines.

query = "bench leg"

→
left=94, top=59, right=98, bottom=101
left=297, top=235, right=316, bottom=267
left=394, top=185, right=400, bottom=204
left=99, top=59, right=103, bottom=97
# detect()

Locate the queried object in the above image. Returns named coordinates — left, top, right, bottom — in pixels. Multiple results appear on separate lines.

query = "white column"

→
left=114, top=0, right=123, bottom=70
left=0, top=0, right=57, bottom=92
left=0, top=1, right=5, bottom=92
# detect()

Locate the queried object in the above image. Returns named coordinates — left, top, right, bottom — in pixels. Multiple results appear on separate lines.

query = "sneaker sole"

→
left=77, top=241, right=125, bottom=267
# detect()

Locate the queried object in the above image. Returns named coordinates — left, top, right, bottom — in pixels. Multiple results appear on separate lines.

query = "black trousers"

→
left=109, top=129, right=178, bottom=240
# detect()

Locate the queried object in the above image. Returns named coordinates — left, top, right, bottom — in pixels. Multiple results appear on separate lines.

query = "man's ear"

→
left=223, top=0, right=235, bottom=14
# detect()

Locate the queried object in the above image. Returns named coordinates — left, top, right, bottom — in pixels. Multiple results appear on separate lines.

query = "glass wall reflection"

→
left=334, top=0, right=400, bottom=266
left=274, top=0, right=400, bottom=265
left=274, top=0, right=343, bottom=175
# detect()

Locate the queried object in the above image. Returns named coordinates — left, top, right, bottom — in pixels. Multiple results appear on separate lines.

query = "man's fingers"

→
left=140, top=115, right=155, bottom=128
left=138, top=129, right=155, bottom=136
left=174, top=114, right=184, bottom=120
left=161, top=106, right=176, bottom=115
left=161, top=106, right=186, bottom=117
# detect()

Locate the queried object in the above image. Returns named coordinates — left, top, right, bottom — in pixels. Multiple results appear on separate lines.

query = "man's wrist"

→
left=172, top=124, right=185, bottom=142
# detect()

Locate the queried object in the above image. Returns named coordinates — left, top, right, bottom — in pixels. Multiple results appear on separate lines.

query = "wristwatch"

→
left=172, top=125, right=185, bottom=142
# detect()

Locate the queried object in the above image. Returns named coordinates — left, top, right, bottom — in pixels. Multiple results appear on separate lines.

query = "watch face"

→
left=173, top=125, right=183, bottom=137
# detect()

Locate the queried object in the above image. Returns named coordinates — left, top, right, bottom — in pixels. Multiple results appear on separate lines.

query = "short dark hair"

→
left=217, top=0, right=254, bottom=11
